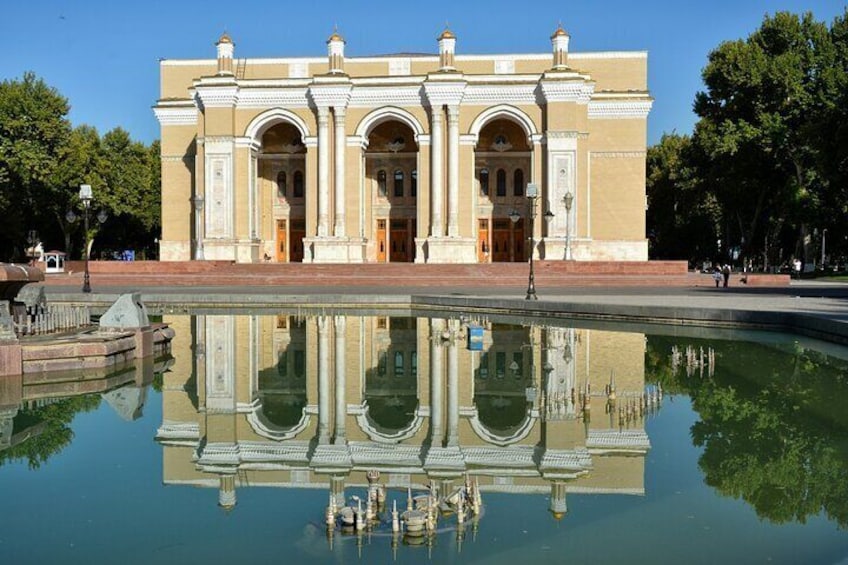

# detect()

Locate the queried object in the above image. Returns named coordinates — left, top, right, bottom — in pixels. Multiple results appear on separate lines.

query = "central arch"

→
left=358, top=109, right=423, bottom=263
left=245, top=110, right=311, bottom=263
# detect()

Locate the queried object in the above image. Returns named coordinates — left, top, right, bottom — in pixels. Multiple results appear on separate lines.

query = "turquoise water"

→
left=1, top=315, right=847, bottom=564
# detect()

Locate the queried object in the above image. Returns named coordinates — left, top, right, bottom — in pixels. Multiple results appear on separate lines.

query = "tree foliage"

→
left=0, top=394, right=101, bottom=470
left=0, top=73, right=160, bottom=262
left=0, top=72, right=71, bottom=259
left=646, top=334, right=848, bottom=528
left=648, top=10, right=848, bottom=268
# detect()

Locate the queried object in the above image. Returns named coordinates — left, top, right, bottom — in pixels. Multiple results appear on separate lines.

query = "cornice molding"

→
left=153, top=106, right=198, bottom=126
left=588, top=100, right=653, bottom=119
left=462, top=84, right=540, bottom=105
left=237, top=87, right=309, bottom=108
left=590, top=151, right=647, bottom=159
left=422, top=80, right=466, bottom=107
left=539, top=80, right=595, bottom=104
left=348, top=86, right=423, bottom=108
left=307, top=83, right=353, bottom=108
left=194, top=85, right=239, bottom=108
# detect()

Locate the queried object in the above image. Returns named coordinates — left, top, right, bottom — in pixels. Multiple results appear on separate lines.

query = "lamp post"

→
left=67, top=184, right=108, bottom=293
left=79, top=184, right=93, bottom=293
left=192, top=194, right=205, bottom=260
left=510, top=184, right=554, bottom=300
left=563, top=191, right=574, bottom=260
left=822, top=228, right=828, bottom=270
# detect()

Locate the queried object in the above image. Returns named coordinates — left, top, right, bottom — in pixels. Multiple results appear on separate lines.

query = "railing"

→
left=12, top=304, right=92, bottom=337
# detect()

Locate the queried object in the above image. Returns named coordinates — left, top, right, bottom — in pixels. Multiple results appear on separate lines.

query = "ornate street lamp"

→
left=67, top=184, right=108, bottom=293
left=510, top=184, right=554, bottom=300
left=563, top=191, right=574, bottom=260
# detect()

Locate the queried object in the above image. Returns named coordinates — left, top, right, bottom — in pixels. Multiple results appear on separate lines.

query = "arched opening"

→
left=366, top=121, right=418, bottom=263
left=259, top=122, right=306, bottom=262
left=255, top=317, right=307, bottom=432
left=474, top=118, right=531, bottom=263
left=473, top=324, right=534, bottom=439
left=363, top=317, right=418, bottom=436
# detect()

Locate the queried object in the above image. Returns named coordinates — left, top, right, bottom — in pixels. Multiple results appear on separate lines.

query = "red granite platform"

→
left=45, top=260, right=790, bottom=287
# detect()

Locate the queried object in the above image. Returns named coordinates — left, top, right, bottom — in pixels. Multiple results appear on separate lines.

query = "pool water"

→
left=1, top=313, right=847, bottom=564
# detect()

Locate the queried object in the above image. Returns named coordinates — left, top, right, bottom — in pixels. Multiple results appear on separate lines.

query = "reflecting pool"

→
left=2, top=313, right=848, bottom=564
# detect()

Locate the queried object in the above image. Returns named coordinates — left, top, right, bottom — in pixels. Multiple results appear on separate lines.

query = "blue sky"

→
left=2, top=1, right=845, bottom=146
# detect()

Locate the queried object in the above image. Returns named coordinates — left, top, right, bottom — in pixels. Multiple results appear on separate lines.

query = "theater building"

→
left=154, top=27, right=652, bottom=263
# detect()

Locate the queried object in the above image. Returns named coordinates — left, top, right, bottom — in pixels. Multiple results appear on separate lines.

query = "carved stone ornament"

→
left=491, top=135, right=512, bottom=152
left=386, top=137, right=406, bottom=153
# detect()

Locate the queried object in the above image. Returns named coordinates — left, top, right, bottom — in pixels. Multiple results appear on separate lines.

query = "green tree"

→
left=47, top=125, right=106, bottom=257
left=646, top=133, right=719, bottom=264
left=0, top=72, right=71, bottom=260
left=95, top=128, right=160, bottom=258
left=691, top=11, right=839, bottom=268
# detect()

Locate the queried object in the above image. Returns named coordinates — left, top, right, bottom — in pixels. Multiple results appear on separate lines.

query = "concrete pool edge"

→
left=43, top=291, right=848, bottom=346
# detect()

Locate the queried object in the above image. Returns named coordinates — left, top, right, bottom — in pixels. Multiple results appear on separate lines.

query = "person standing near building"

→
left=722, top=264, right=731, bottom=288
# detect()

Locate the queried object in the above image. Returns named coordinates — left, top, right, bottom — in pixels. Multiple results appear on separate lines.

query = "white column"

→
left=446, top=105, right=460, bottom=237
left=317, top=107, right=330, bottom=236
left=333, top=107, right=346, bottom=237
left=248, top=150, right=256, bottom=241
left=430, top=107, right=444, bottom=237
left=317, top=316, right=331, bottom=444
left=429, top=319, right=444, bottom=445
left=446, top=327, right=459, bottom=447
left=333, top=316, right=347, bottom=442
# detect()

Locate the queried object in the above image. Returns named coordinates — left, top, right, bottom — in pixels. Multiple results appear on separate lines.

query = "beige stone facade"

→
left=154, top=27, right=652, bottom=263
left=157, top=313, right=657, bottom=517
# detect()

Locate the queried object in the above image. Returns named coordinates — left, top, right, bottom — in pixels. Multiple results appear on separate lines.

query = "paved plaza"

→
left=41, top=279, right=848, bottom=345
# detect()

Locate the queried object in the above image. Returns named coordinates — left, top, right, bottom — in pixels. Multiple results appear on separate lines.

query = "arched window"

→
left=479, top=168, right=489, bottom=196
left=378, top=170, right=387, bottom=197
left=394, top=170, right=404, bottom=197
left=293, top=171, right=304, bottom=198
left=276, top=171, right=287, bottom=198
left=496, top=169, right=507, bottom=197
left=411, top=170, right=417, bottom=197
left=514, top=169, right=524, bottom=197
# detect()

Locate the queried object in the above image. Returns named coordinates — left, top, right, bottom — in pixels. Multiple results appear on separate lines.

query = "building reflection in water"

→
left=157, top=314, right=661, bottom=549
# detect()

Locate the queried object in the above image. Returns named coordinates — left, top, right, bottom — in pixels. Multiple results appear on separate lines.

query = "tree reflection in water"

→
left=647, top=336, right=848, bottom=528
left=0, top=395, right=101, bottom=470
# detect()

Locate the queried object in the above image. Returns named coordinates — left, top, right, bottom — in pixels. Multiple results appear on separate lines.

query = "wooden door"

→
left=492, top=219, right=511, bottom=262
left=276, top=220, right=287, bottom=262
left=290, top=219, right=305, bottom=263
left=512, top=219, right=525, bottom=262
left=376, top=219, right=387, bottom=262
left=478, top=219, right=489, bottom=263
left=390, top=219, right=409, bottom=262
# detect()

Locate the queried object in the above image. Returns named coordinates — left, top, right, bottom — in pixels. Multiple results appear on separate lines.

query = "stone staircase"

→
left=50, top=260, right=697, bottom=288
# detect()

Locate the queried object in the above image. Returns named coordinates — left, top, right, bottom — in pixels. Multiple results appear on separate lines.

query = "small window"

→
left=411, top=351, right=417, bottom=374
left=411, top=170, right=417, bottom=197
left=479, top=168, right=489, bottom=196
left=293, top=171, right=304, bottom=198
left=394, top=170, right=404, bottom=197
left=514, top=169, right=524, bottom=197
left=496, top=169, right=506, bottom=197
left=394, top=351, right=404, bottom=376
left=378, top=170, right=387, bottom=197
left=496, top=351, right=506, bottom=378
left=276, top=171, right=287, bottom=198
